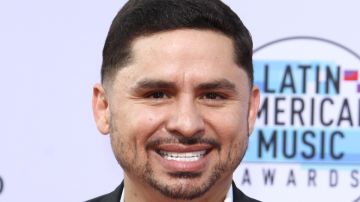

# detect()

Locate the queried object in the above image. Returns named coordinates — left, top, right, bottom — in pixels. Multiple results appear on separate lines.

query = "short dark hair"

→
left=101, top=0, right=253, bottom=85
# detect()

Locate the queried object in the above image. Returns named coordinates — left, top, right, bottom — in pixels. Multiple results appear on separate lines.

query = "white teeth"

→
left=159, top=150, right=206, bottom=162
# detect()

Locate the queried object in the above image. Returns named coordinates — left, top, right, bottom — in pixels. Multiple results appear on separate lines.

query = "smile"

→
left=152, top=145, right=214, bottom=172
left=159, top=150, right=207, bottom=162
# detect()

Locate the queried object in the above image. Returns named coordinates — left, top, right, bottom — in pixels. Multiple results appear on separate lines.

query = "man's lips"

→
left=146, top=137, right=220, bottom=172
left=151, top=144, right=214, bottom=172
left=156, top=144, right=213, bottom=162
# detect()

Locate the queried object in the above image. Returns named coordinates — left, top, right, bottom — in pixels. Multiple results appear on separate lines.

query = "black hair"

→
left=101, top=0, right=253, bottom=85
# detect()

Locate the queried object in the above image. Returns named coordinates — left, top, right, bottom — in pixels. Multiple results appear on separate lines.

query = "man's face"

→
left=93, top=29, right=259, bottom=200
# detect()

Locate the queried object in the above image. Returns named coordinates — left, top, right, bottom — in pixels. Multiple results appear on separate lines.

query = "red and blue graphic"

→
left=343, top=70, right=360, bottom=92
left=344, top=70, right=358, bottom=81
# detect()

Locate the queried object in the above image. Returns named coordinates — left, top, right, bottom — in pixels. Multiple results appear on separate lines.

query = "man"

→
left=89, top=0, right=260, bottom=201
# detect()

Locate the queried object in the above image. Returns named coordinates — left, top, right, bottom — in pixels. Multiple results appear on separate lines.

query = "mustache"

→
left=145, top=136, right=221, bottom=150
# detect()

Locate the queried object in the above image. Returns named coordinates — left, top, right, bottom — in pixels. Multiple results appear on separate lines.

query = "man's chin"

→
left=144, top=168, right=223, bottom=200
left=146, top=176, right=212, bottom=200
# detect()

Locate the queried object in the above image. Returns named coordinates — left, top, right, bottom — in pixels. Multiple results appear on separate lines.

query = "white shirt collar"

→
left=120, top=184, right=233, bottom=202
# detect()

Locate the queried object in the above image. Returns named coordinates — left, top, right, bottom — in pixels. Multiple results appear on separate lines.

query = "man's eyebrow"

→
left=196, top=79, right=236, bottom=91
left=132, top=79, right=177, bottom=90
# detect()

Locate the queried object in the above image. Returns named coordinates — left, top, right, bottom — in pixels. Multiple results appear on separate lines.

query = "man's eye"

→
left=202, top=92, right=225, bottom=100
left=146, top=91, right=169, bottom=99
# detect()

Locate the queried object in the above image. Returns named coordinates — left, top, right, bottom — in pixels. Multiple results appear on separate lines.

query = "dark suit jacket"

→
left=86, top=181, right=260, bottom=202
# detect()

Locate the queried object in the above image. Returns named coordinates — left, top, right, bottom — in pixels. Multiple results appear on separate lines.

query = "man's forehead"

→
left=130, top=28, right=234, bottom=58
left=104, top=29, right=248, bottom=92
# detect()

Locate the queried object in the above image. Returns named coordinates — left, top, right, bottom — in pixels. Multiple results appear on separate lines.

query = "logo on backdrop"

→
left=241, top=36, right=360, bottom=189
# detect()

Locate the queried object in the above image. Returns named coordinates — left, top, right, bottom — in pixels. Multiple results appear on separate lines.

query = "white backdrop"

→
left=1, top=0, right=359, bottom=201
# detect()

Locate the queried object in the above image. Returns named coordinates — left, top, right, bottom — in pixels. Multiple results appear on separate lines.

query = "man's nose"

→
left=165, top=97, right=205, bottom=138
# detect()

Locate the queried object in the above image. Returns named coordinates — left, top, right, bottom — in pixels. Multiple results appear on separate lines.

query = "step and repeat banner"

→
left=0, top=0, right=359, bottom=201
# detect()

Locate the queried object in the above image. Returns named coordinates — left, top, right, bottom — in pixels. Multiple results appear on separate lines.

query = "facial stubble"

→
left=109, top=111, right=250, bottom=200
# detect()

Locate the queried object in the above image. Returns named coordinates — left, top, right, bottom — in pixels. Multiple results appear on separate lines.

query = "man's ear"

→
left=248, top=86, right=260, bottom=135
left=92, top=83, right=110, bottom=135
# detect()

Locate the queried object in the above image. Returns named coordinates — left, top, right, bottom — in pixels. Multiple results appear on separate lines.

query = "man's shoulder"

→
left=85, top=183, right=123, bottom=202
left=232, top=182, right=261, bottom=202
